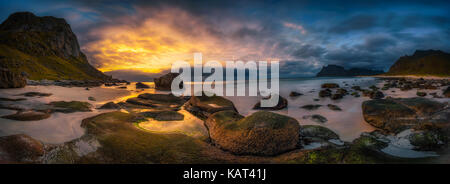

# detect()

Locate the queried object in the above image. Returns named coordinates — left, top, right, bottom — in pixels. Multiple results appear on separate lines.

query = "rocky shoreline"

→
left=0, top=77, right=449, bottom=164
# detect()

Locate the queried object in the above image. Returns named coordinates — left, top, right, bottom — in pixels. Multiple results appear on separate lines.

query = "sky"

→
left=1, top=0, right=450, bottom=80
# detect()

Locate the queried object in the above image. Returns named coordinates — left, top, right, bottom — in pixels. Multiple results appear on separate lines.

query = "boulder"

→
left=135, top=82, right=150, bottom=89
left=289, top=91, right=303, bottom=97
left=1, top=110, right=50, bottom=121
left=409, top=130, right=447, bottom=151
left=319, top=89, right=332, bottom=97
left=371, top=91, right=384, bottom=99
left=416, top=91, right=427, bottom=97
left=253, top=95, right=288, bottom=110
left=362, top=98, right=448, bottom=133
left=185, top=94, right=238, bottom=119
left=98, top=102, right=121, bottom=109
left=0, top=68, right=26, bottom=88
left=154, top=73, right=180, bottom=90
left=327, top=104, right=342, bottom=111
left=331, top=93, right=343, bottom=100
left=0, top=134, right=44, bottom=163
left=205, top=111, right=300, bottom=156
left=125, top=93, right=186, bottom=110
left=321, top=83, right=339, bottom=88
left=444, top=86, right=450, bottom=98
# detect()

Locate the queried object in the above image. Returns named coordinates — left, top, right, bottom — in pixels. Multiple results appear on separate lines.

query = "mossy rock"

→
left=139, top=111, right=184, bottom=121
left=185, top=95, right=238, bottom=119
left=205, top=111, right=300, bottom=156
left=18, top=92, right=52, bottom=97
left=393, top=97, right=445, bottom=116
left=300, top=125, right=339, bottom=140
left=303, top=114, right=328, bottom=123
left=49, top=101, right=92, bottom=113
left=125, top=93, right=185, bottom=110
left=0, top=134, right=44, bottom=163
left=1, top=110, right=50, bottom=121
left=362, top=99, right=417, bottom=133
left=78, top=111, right=214, bottom=163
left=321, top=83, right=339, bottom=88
left=342, top=135, right=389, bottom=164
left=283, top=147, right=346, bottom=164
left=98, top=102, right=121, bottom=109
left=409, top=130, right=447, bottom=151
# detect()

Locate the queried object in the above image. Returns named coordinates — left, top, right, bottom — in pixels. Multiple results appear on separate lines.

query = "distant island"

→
left=316, top=64, right=384, bottom=77
left=385, top=49, right=450, bottom=77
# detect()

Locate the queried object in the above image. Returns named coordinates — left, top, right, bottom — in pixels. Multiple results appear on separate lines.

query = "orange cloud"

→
left=283, top=21, right=307, bottom=34
left=82, top=8, right=291, bottom=75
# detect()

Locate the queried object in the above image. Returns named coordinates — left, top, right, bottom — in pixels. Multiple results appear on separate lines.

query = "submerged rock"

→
left=48, top=101, right=92, bottom=113
left=0, top=97, right=26, bottom=101
left=139, top=111, right=184, bottom=121
left=252, top=95, right=288, bottom=110
left=0, top=68, right=26, bottom=89
left=88, top=96, right=96, bottom=101
left=300, top=104, right=322, bottom=110
left=289, top=91, right=303, bottom=97
left=19, top=92, right=52, bottom=97
left=303, top=114, right=328, bottom=123
left=327, top=104, right=342, bottom=111
left=300, top=125, right=339, bottom=140
left=1, top=110, right=50, bottom=121
left=205, top=111, right=300, bottom=156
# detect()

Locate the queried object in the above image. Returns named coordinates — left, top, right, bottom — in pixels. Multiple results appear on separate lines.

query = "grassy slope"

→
left=386, top=54, right=450, bottom=77
left=0, top=44, right=101, bottom=80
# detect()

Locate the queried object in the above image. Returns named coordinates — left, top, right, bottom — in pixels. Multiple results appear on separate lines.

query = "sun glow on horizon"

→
left=82, top=8, right=291, bottom=75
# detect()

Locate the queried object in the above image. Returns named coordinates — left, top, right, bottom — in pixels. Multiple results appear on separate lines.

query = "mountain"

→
left=316, top=64, right=383, bottom=77
left=0, top=12, right=109, bottom=81
left=386, top=50, right=450, bottom=76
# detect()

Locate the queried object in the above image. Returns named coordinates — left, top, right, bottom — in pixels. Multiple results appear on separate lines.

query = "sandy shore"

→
left=371, top=74, right=450, bottom=80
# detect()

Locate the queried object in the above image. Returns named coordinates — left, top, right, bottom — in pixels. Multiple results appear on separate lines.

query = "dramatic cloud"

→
left=1, top=0, right=450, bottom=79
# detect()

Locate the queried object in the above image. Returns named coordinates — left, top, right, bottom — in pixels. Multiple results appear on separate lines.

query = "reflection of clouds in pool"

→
left=137, top=110, right=208, bottom=138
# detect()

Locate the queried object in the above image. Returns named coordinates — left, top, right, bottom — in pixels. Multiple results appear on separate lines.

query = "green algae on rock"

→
left=205, top=110, right=300, bottom=156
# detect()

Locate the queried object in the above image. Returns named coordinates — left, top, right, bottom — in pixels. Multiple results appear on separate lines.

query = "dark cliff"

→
left=0, top=12, right=109, bottom=81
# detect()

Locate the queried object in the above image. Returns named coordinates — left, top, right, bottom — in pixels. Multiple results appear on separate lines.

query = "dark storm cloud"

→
left=1, top=0, right=450, bottom=79
left=291, top=44, right=327, bottom=58
left=329, top=15, right=377, bottom=33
